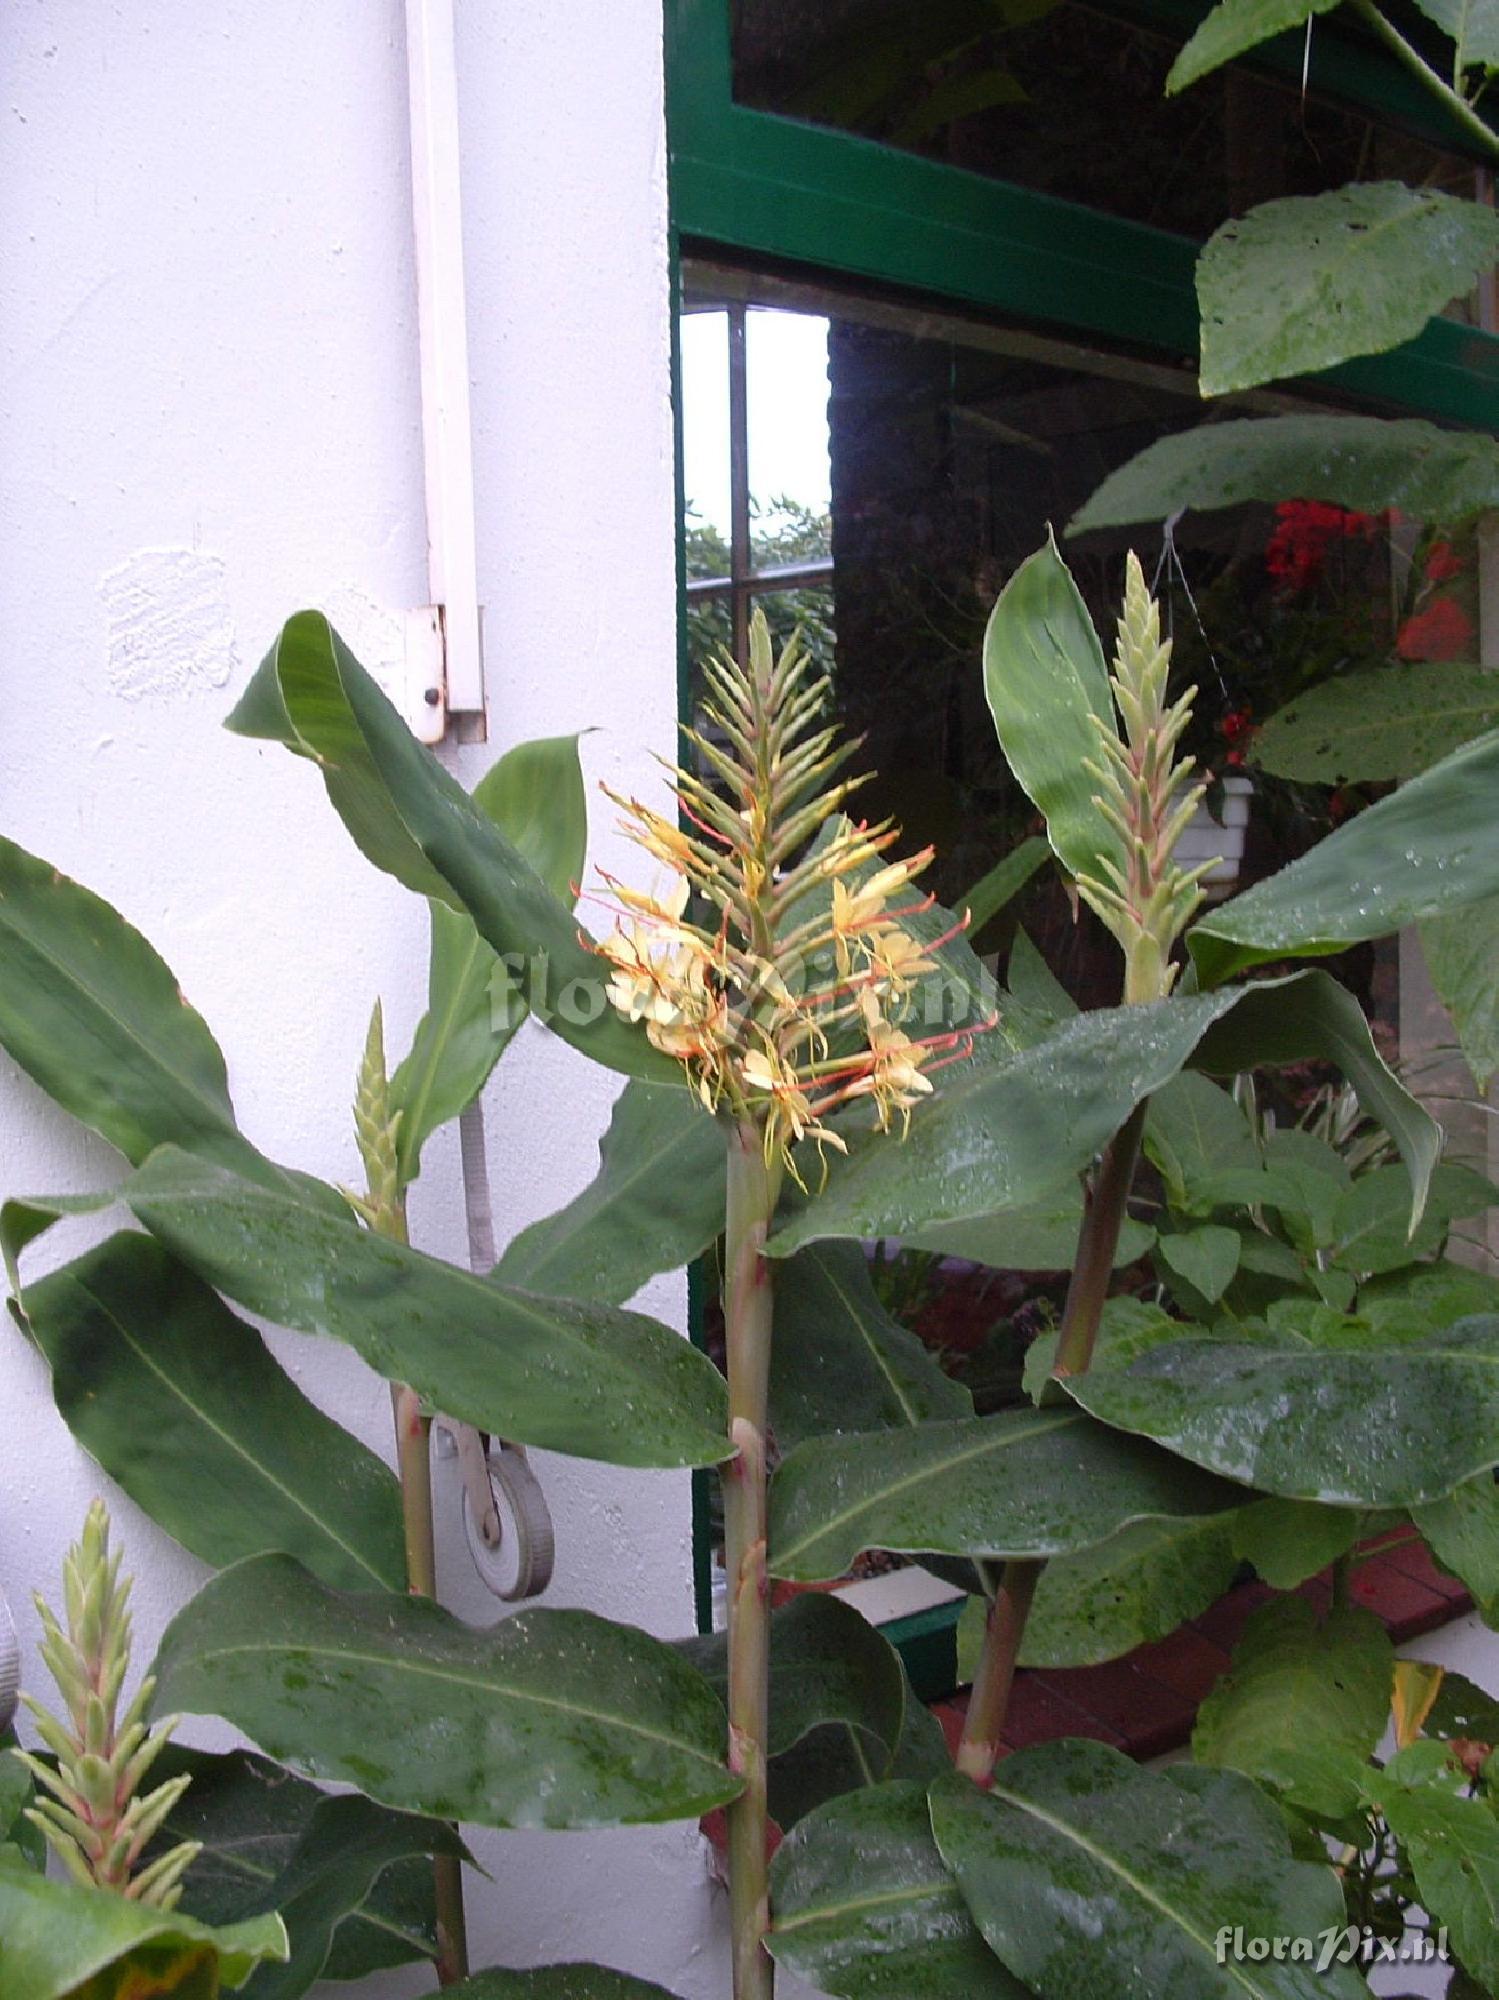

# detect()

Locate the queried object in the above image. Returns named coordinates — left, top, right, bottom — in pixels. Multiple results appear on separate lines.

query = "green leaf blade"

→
left=494, top=1083, right=726, bottom=1305
left=1167, top=0, right=1337, bottom=95
left=929, top=1750, right=1367, bottom=1999
left=1253, top=663, right=1499, bottom=786
left=677, top=1593, right=907, bottom=1767
left=1070, top=416, right=1499, bottom=535
left=768, top=972, right=1435, bottom=1257
left=228, top=614, right=671, bottom=1082
left=769, top=1241, right=972, bottom=1452
left=1197, top=185, right=1499, bottom=396
left=125, top=1148, right=729, bottom=1470
left=1067, top=1316, right=1499, bottom=1506
left=0, top=1853, right=288, bottom=1999
left=768, top=1780, right=1028, bottom=1999
left=390, top=732, right=589, bottom=1185
left=1189, top=728, right=1499, bottom=986
left=150, top=1556, right=740, bottom=1830
left=21, top=1233, right=407, bottom=1593
left=0, top=836, right=270, bottom=1186
left=768, top=1408, right=1249, bottom=1583
left=1192, top=1598, right=1395, bottom=1784
left=981, top=533, right=1118, bottom=885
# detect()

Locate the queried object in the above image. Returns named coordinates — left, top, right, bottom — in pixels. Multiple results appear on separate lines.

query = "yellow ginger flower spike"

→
left=593, top=610, right=982, bottom=1174
left=1073, top=552, right=1223, bottom=1005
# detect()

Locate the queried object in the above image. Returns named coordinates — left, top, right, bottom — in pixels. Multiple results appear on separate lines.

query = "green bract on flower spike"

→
left=1074, top=552, right=1222, bottom=1005
left=8, top=1501, right=200, bottom=1907
left=593, top=609, right=988, bottom=1179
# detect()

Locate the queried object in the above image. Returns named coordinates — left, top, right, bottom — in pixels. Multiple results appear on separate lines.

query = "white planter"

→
left=1174, top=775, right=1253, bottom=898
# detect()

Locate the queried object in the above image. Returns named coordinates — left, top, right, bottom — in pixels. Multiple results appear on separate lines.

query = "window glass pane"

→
left=730, top=2, right=1479, bottom=248
left=745, top=310, right=833, bottom=571
left=681, top=307, right=733, bottom=580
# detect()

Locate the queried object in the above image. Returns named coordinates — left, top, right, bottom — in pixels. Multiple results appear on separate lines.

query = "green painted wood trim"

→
left=881, top=1598, right=964, bottom=1705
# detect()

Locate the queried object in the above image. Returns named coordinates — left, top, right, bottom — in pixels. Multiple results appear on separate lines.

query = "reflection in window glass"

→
left=679, top=260, right=1428, bottom=1036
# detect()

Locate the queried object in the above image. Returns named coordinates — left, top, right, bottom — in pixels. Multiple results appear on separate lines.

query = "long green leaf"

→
left=898, top=1191, right=1155, bottom=1273
left=1069, top=415, right=1499, bottom=535
left=21, top=1232, right=406, bottom=1593
left=768, top=971, right=1436, bottom=1255
left=1184, top=975, right=1438, bottom=1224
left=1144, top=1071, right=1260, bottom=1211
left=2, top=1188, right=119, bottom=1298
left=390, top=732, right=589, bottom=1185
left=981, top=532, right=1117, bottom=885
left=768, top=1677, right=951, bottom=1833
left=0, top=836, right=293, bottom=1192
left=151, top=1555, right=740, bottom=1829
left=1166, top=0, right=1337, bottom=94
left=929, top=1752, right=1366, bottom=2000
left=1253, top=663, right=1499, bottom=786
left=227, top=613, right=671, bottom=1082
left=0, top=1851, right=287, bottom=1999
left=147, top=1747, right=443, bottom=1988
left=768, top=1407, right=1248, bottom=1582
left=1414, top=1475, right=1499, bottom=1621
left=1196, top=186, right=1499, bottom=396
left=1230, top=1498, right=1366, bottom=1589
left=1193, top=1598, right=1394, bottom=1785
left=1067, top=1314, right=1499, bottom=1505
left=431, top=1969, right=684, bottom=1998
left=493, top=1082, right=726, bottom=1303
left=677, top=1593, right=907, bottom=1768
left=1189, top=728, right=1499, bottom=986
left=1017, top=1513, right=1242, bottom=1668
left=1422, top=892, right=1499, bottom=1088
left=235, top=1795, right=463, bottom=2000
left=1372, top=1774, right=1499, bottom=1992
left=768, top=1241, right=972, bottom=1451
left=768, top=1780, right=1028, bottom=1999
left=125, top=1147, right=729, bottom=1469
left=959, top=835, right=1050, bottom=935
left=1409, top=0, right=1499, bottom=65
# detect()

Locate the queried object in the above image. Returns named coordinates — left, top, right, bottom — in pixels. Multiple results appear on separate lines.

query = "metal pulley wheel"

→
left=459, top=1438, right=555, bottom=1602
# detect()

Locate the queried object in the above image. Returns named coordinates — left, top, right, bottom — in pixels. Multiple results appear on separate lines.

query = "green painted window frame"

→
left=668, top=0, right=1498, bottom=1645
left=665, top=0, right=1498, bottom=423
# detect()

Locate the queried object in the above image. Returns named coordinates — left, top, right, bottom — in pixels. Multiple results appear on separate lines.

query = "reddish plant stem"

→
left=1052, top=1101, right=1149, bottom=1380
left=722, top=1121, right=779, bottom=2000
left=956, top=1099, right=1149, bottom=1784
left=954, top=1561, right=1041, bottom=1782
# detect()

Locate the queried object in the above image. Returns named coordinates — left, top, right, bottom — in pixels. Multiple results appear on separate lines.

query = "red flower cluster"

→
left=1219, top=704, right=1254, bottom=768
left=1397, top=595, right=1473, bottom=662
left=1396, top=539, right=1473, bottom=661
left=1264, top=500, right=1379, bottom=593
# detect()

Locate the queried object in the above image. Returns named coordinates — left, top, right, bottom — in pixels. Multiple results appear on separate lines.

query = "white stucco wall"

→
left=0, top=3, right=729, bottom=1990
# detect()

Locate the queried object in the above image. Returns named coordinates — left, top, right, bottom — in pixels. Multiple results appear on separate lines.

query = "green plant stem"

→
left=379, top=1202, right=470, bottom=1991
left=1347, top=0, right=1499, bottom=158
left=722, top=1120, right=780, bottom=2000
left=1331, top=1551, right=1352, bottom=1611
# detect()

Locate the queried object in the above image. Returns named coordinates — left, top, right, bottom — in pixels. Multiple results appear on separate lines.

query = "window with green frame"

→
left=667, top=0, right=1499, bottom=1656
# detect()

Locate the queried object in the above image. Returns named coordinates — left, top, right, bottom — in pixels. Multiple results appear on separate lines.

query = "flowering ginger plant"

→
left=594, top=611, right=983, bottom=1175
